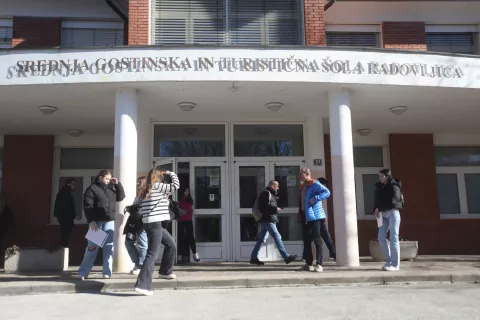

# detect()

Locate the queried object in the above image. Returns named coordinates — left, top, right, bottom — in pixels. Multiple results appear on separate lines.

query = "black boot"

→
left=250, top=258, right=265, bottom=265
left=285, top=255, right=297, bottom=264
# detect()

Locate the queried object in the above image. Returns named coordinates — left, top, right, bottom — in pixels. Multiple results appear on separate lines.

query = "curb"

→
left=1, top=273, right=479, bottom=296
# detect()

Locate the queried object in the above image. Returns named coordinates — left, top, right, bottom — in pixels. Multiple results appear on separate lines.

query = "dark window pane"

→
left=57, top=177, right=84, bottom=220
left=60, top=148, right=114, bottom=170
left=426, top=33, right=476, bottom=54
left=353, top=147, right=383, bottom=167
left=234, top=125, right=304, bottom=157
left=195, top=215, right=221, bottom=242
left=194, top=166, right=221, bottom=209
left=277, top=214, right=302, bottom=241
left=465, top=174, right=480, bottom=214
left=239, top=166, right=266, bottom=208
left=435, top=147, right=480, bottom=167
left=274, top=165, right=300, bottom=208
left=327, top=32, right=378, bottom=47
left=362, top=174, right=378, bottom=215
left=154, top=125, right=225, bottom=157
left=436, top=174, right=460, bottom=214
left=240, top=215, right=258, bottom=242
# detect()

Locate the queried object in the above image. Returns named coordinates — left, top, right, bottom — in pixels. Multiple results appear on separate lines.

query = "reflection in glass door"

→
left=190, top=162, right=227, bottom=261
left=234, top=162, right=303, bottom=261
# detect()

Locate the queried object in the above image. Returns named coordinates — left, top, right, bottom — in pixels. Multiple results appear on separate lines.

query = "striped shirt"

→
left=141, top=172, right=180, bottom=224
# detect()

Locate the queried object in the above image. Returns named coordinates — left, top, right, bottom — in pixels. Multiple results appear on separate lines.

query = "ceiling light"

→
left=183, top=127, right=198, bottom=136
left=390, top=106, right=408, bottom=115
left=357, top=129, right=372, bottom=136
left=68, top=130, right=84, bottom=137
left=265, top=102, right=283, bottom=112
left=38, top=105, right=58, bottom=116
left=177, top=102, right=196, bottom=112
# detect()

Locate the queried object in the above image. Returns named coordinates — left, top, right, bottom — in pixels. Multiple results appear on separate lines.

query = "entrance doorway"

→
left=233, top=161, right=304, bottom=261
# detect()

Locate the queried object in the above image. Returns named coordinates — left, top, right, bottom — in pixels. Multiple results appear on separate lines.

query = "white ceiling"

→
left=0, top=81, right=479, bottom=135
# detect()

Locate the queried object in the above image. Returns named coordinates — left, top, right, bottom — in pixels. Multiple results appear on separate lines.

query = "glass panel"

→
left=153, top=125, right=225, bottom=157
left=60, top=148, right=114, bottom=170
left=58, top=177, right=84, bottom=220
left=277, top=214, right=302, bottom=241
left=195, top=215, right=221, bottom=242
left=233, top=125, right=304, bottom=157
left=239, top=166, right=266, bottom=208
left=177, top=162, right=191, bottom=199
left=435, top=147, right=480, bottom=167
left=194, top=166, right=221, bottom=209
left=353, top=147, right=383, bottom=167
left=362, top=174, right=378, bottom=215
left=436, top=174, right=460, bottom=214
left=465, top=174, right=480, bottom=214
left=274, top=165, right=300, bottom=208
left=240, top=215, right=258, bottom=242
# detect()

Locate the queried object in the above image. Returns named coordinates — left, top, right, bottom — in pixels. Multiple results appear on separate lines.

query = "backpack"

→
left=252, top=191, right=271, bottom=222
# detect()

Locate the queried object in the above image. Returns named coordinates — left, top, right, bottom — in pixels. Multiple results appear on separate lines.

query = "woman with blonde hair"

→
left=135, top=167, right=179, bottom=296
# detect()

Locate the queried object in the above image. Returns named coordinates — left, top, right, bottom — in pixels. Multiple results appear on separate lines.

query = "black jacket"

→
left=258, top=187, right=279, bottom=223
left=54, top=187, right=76, bottom=221
left=374, top=179, right=403, bottom=212
left=84, top=179, right=126, bottom=223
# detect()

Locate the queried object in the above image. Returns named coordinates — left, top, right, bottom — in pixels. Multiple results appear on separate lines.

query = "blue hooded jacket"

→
left=299, top=179, right=331, bottom=222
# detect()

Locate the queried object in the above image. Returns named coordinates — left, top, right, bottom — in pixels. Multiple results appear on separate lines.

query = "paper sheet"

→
left=85, top=228, right=109, bottom=248
left=376, top=215, right=383, bottom=228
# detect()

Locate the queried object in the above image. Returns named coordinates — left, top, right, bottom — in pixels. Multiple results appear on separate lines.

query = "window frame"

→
left=60, top=20, right=125, bottom=48
left=0, top=18, right=13, bottom=49
left=425, top=32, right=478, bottom=55
left=436, top=166, right=480, bottom=219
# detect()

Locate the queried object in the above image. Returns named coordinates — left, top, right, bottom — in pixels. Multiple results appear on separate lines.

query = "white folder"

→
left=85, top=228, right=109, bottom=248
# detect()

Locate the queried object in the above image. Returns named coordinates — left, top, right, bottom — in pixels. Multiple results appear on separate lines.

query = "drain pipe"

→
left=324, top=0, right=336, bottom=11
left=105, top=0, right=128, bottom=21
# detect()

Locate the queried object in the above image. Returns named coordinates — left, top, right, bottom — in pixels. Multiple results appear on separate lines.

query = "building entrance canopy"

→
left=0, top=46, right=477, bottom=89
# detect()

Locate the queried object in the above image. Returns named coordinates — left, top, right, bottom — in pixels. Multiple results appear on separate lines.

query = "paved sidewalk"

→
left=1, top=256, right=479, bottom=296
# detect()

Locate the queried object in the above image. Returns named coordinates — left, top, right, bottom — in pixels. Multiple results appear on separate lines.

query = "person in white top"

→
left=135, top=167, right=179, bottom=296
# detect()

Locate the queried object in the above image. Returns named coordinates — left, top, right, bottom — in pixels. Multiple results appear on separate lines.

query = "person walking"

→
left=177, top=188, right=200, bottom=263
left=124, top=176, right=148, bottom=275
left=250, top=180, right=297, bottom=266
left=53, top=178, right=78, bottom=248
left=298, top=168, right=331, bottom=272
left=374, top=168, right=403, bottom=271
left=135, top=168, right=179, bottom=296
left=317, top=177, right=336, bottom=261
left=78, top=170, right=125, bottom=280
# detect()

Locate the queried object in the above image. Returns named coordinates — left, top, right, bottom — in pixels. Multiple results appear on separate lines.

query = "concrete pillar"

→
left=113, top=88, right=138, bottom=273
left=305, top=115, right=325, bottom=179
left=328, top=89, right=360, bottom=267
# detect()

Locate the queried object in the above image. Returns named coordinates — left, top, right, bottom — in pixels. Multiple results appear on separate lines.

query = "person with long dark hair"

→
left=374, top=168, right=404, bottom=271
left=177, top=188, right=200, bottom=263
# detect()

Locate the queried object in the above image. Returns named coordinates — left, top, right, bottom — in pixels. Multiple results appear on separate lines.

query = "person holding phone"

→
left=78, top=170, right=125, bottom=280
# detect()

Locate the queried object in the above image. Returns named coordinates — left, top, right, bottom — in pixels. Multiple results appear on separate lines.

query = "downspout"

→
left=324, top=0, right=336, bottom=11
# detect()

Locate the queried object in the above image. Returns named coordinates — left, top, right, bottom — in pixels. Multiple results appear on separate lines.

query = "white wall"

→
left=0, top=0, right=121, bottom=19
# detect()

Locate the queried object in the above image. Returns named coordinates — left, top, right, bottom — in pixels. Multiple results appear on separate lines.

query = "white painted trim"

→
left=425, top=25, right=479, bottom=33
left=62, top=20, right=124, bottom=30
left=326, top=24, right=381, bottom=33
left=0, top=18, right=13, bottom=27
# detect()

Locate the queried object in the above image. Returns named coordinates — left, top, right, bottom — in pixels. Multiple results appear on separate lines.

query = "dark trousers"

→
left=178, top=221, right=197, bottom=256
left=302, top=219, right=325, bottom=266
left=136, top=222, right=176, bottom=291
left=57, top=219, right=74, bottom=247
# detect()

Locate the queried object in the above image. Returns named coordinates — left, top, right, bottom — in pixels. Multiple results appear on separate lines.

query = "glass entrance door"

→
left=190, top=162, right=227, bottom=261
left=233, top=161, right=303, bottom=261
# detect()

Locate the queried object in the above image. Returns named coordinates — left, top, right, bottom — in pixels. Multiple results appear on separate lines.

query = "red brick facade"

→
left=304, top=0, right=326, bottom=46
left=382, top=22, right=427, bottom=51
left=128, top=0, right=149, bottom=45
left=12, top=17, right=61, bottom=49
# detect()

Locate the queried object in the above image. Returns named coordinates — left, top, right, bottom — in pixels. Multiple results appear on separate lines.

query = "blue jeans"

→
left=125, top=230, right=148, bottom=268
left=251, top=222, right=289, bottom=260
left=378, top=210, right=401, bottom=268
left=78, top=220, right=114, bottom=277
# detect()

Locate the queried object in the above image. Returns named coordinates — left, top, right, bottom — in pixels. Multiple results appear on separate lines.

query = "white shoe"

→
left=313, top=265, right=323, bottom=273
left=130, top=268, right=141, bottom=275
left=159, top=273, right=177, bottom=280
left=193, top=253, right=200, bottom=262
left=103, top=275, right=110, bottom=279
left=78, top=276, right=85, bottom=281
left=384, top=266, right=400, bottom=272
left=300, top=264, right=314, bottom=272
left=382, top=264, right=390, bottom=271
left=135, top=287, right=154, bottom=296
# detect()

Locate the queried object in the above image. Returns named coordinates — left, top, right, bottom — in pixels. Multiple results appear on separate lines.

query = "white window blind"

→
left=61, top=28, right=124, bottom=47
left=0, top=27, right=12, bottom=48
left=151, top=0, right=303, bottom=46
left=326, top=32, right=378, bottom=48
left=426, top=33, right=477, bottom=54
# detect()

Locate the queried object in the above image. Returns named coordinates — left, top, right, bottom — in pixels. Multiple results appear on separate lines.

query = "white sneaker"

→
left=193, top=253, right=200, bottom=262
left=384, top=266, right=400, bottom=272
left=78, top=276, right=85, bottom=281
left=300, top=264, right=314, bottom=272
left=130, top=268, right=141, bottom=275
left=103, top=275, right=110, bottom=279
left=159, top=273, right=177, bottom=280
left=382, top=264, right=390, bottom=271
left=313, top=265, right=323, bottom=272
left=135, top=287, right=154, bottom=296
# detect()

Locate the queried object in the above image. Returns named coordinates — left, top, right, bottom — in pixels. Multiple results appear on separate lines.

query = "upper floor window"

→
left=61, top=20, right=124, bottom=48
left=326, top=32, right=379, bottom=48
left=151, top=0, right=303, bottom=46
left=0, top=18, right=13, bottom=49
left=426, top=32, right=477, bottom=55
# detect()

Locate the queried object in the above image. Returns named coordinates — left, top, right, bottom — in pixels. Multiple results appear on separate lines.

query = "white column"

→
left=113, top=88, right=138, bottom=273
left=328, top=89, right=360, bottom=267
